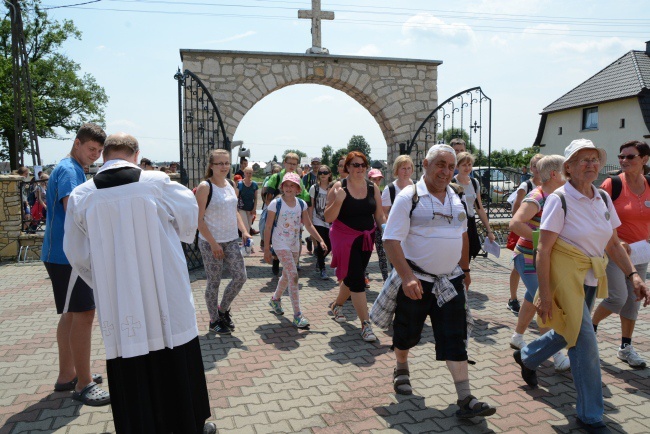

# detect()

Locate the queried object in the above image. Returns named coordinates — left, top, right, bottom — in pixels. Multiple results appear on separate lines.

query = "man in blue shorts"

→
left=41, top=123, right=110, bottom=406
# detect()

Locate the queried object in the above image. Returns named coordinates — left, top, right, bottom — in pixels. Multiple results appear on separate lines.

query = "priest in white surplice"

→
left=64, top=133, right=216, bottom=434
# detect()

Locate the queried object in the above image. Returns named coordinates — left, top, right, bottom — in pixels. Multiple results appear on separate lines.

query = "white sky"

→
left=33, top=0, right=650, bottom=165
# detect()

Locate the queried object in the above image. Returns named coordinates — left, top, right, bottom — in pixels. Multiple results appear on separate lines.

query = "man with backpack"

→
left=374, top=144, right=496, bottom=419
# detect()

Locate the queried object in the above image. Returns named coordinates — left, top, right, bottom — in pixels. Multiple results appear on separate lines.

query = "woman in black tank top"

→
left=324, top=152, right=385, bottom=342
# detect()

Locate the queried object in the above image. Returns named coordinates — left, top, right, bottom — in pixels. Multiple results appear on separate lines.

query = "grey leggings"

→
left=198, top=238, right=247, bottom=321
left=599, top=260, right=648, bottom=321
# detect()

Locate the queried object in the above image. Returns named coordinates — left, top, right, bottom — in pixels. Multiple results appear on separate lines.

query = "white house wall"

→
left=540, top=97, right=650, bottom=161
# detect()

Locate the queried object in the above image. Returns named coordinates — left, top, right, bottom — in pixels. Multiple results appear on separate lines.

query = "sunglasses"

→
left=618, top=154, right=639, bottom=160
left=349, top=163, right=368, bottom=168
left=318, top=171, right=330, bottom=175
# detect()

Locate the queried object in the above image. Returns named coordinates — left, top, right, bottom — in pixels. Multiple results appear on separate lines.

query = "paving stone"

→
left=2, top=253, right=650, bottom=433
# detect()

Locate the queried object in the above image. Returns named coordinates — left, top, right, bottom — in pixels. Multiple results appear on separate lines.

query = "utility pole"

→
left=6, top=0, right=41, bottom=170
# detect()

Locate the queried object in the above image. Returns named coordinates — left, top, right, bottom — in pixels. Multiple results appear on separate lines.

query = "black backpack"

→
left=552, top=189, right=610, bottom=217
left=607, top=174, right=650, bottom=202
left=406, top=183, right=468, bottom=218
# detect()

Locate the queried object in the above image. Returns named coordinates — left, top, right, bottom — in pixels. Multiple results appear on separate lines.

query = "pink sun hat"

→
left=368, top=168, right=383, bottom=179
left=281, top=172, right=302, bottom=188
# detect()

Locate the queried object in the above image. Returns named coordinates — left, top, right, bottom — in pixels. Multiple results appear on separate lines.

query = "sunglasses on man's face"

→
left=618, top=154, right=639, bottom=160
left=349, top=163, right=367, bottom=168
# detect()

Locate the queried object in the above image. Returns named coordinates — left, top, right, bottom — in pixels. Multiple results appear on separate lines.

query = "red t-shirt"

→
left=600, top=173, right=650, bottom=243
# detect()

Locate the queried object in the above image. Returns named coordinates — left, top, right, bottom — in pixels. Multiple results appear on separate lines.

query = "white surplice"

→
left=63, top=160, right=200, bottom=360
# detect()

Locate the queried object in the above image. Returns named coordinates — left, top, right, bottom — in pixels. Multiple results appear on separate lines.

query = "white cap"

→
left=564, top=139, right=607, bottom=166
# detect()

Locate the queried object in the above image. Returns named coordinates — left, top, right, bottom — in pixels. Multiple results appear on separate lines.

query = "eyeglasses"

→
left=318, top=171, right=330, bottom=175
left=577, top=158, right=600, bottom=166
left=432, top=212, right=453, bottom=224
left=349, top=163, right=368, bottom=168
left=618, top=154, right=640, bottom=160
left=212, top=162, right=229, bottom=167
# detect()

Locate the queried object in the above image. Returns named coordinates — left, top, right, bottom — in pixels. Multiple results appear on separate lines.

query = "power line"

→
left=42, top=4, right=650, bottom=37
left=100, top=0, right=650, bottom=28
left=43, top=0, right=102, bottom=10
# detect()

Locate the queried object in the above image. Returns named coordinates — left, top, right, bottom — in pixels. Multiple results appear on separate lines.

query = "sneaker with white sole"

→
left=361, top=320, right=377, bottom=342
left=617, top=344, right=647, bottom=369
left=510, top=333, right=527, bottom=350
left=507, top=299, right=521, bottom=316
left=329, top=303, right=346, bottom=322
left=292, top=315, right=310, bottom=329
left=269, top=298, right=284, bottom=315
left=553, top=351, right=570, bottom=372
left=320, top=269, right=329, bottom=280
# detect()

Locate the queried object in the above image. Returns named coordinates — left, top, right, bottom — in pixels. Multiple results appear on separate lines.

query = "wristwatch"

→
left=627, top=271, right=639, bottom=280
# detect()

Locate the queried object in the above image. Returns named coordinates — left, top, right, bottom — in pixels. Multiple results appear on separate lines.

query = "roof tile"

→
left=542, top=50, right=650, bottom=113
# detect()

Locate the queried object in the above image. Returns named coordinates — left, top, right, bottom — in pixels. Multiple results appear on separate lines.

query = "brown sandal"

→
left=393, top=368, right=412, bottom=395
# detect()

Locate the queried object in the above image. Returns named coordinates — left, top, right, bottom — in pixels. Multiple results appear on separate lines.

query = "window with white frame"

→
left=582, top=107, right=598, bottom=130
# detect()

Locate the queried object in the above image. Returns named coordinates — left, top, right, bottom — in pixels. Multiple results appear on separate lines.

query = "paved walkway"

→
left=1, top=245, right=650, bottom=433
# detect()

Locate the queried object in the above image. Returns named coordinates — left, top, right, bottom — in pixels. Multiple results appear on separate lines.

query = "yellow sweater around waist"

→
left=534, top=238, right=608, bottom=348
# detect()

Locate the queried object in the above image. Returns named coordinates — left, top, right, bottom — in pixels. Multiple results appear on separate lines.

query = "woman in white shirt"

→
left=196, top=149, right=251, bottom=335
left=515, top=139, right=649, bottom=432
left=453, top=152, right=495, bottom=261
left=309, top=165, right=333, bottom=280
left=381, top=155, right=414, bottom=216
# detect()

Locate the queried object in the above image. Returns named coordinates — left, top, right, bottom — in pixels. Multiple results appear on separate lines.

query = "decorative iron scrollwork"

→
left=175, top=68, right=231, bottom=270
left=404, top=86, right=497, bottom=252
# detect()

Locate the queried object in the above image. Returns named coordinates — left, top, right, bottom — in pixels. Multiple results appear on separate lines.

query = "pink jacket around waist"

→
left=329, top=219, right=375, bottom=281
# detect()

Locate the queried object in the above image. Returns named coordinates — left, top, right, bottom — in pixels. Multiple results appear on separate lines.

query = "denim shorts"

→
left=513, top=253, right=539, bottom=303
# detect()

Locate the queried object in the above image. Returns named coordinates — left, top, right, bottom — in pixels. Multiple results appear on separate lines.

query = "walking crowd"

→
left=38, top=122, right=650, bottom=433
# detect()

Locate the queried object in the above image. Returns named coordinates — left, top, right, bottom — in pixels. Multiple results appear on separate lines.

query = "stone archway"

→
left=180, top=50, right=441, bottom=164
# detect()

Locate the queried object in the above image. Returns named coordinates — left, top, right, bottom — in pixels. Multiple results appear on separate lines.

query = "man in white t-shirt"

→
left=382, top=144, right=496, bottom=419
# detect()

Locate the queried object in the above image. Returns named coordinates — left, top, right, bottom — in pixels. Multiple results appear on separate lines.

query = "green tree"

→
left=332, top=147, right=349, bottom=176
left=346, top=135, right=371, bottom=158
left=281, top=149, right=307, bottom=161
left=320, top=144, right=334, bottom=169
left=1, top=0, right=108, bottom=167
left=441, top=128, right=477, bottom=153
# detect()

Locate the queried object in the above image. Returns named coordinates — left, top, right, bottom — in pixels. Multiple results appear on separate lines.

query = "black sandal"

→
left=71, top=382, right=111, bottom=407
left=54, top=373, right=103, bottom=392
left=393, top=368, right=412, bottom=395
left=455, top=394, right=496, bottom=419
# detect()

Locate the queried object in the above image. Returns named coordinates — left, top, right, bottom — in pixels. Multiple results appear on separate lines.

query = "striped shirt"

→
left=514, top=186, right=547, bottom=274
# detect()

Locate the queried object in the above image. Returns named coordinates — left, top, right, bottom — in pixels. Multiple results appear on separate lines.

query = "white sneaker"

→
left=617, top=344, right=647, bottom=369
left=553, top=351, right=570, bottom=372
left=329, top=303, right=346, bottom=323
left=361, top=320, right=377, bottom=342
left=510, top=333, right=527, bottom=350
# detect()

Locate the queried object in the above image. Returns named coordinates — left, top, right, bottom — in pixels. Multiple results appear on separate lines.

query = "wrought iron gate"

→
left=402, top=87, right=506, bottom=252
left=174, top=68, right=231, bottom=269
left=406, top=87, right=491, bottom=176
left=403, top=87, right=508, bottom=218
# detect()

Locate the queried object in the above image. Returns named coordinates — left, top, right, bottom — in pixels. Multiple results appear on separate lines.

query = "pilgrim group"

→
left=41, top=122, right=650, bottom=433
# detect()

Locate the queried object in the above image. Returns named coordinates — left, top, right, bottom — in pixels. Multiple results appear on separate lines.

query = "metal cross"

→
left=298, top=0, right=334, bottom=54
left=121, top=316, right=141, bottom=338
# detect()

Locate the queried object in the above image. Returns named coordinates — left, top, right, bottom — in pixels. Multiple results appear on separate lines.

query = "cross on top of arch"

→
left=298, top=0, right=334, bottom=54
